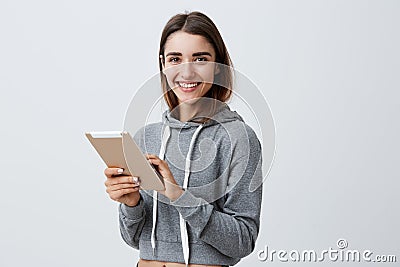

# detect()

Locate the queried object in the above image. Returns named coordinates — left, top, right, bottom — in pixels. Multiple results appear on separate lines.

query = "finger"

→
left=107, top=183, right=140, bottom=193
left=145, top=154, right=160, bottom=160
left=104, top=167, right=124, bottom=178
left=105, top=175, right=132, bottom=186
left=105, top=176, right=140, bottom=186
left=109, top=187, right=139, bottom=201
left=148, top=157, right=162, bottom=165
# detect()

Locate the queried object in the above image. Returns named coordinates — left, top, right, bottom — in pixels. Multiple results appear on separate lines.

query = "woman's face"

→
left=162, top=31, right=218, bottom=104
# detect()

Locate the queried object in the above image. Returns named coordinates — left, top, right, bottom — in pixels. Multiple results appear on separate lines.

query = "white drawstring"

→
left=151, top=123, right=204, bottom=266
left=151, top=125, right=170, bottom=255
left=180, top=124, right=204, bottom=266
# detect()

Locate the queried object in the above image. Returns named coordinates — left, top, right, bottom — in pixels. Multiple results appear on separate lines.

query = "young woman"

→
left=104, top=11, right=263, bottom=267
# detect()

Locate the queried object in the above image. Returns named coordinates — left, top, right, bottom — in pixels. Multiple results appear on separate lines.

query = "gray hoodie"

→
left=119, top=102, right=263, bottom=266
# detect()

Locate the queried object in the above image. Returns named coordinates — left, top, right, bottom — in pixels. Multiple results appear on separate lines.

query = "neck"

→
left=177, top=101, right=202, bottom=122
left=172, top=98, right=221, bottom=122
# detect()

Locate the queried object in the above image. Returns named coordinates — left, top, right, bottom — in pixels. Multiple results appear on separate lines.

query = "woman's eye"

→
left=195, top=57, right=208, bottom=62
left=168, top=57, right=180, bottom=64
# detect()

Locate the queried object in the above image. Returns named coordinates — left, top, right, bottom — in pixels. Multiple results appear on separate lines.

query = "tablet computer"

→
left=85, top=131, right=165, bottom=191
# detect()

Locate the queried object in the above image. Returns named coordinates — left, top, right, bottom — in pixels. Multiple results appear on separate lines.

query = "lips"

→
left=176, top=81, right=202, bottom=92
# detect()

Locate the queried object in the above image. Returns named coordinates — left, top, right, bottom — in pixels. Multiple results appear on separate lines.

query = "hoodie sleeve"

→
left=118, top=194, right=146, bottom=249
left=118, top=127, right=147, bottom=249
left=170, top=127, right=263, bottom=258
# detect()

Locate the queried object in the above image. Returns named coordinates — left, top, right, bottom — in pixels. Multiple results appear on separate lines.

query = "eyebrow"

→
left=165, top=51, right=212, bottom=57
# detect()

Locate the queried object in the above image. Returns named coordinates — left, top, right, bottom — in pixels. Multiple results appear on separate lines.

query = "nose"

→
left=179, top=62, right=196, bottom=80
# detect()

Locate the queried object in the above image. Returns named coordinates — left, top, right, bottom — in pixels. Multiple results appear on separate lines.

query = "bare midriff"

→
left=138, top=259, right=222, bottom=267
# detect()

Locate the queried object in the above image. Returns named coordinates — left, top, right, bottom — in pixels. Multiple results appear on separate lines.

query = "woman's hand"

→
left=104, top=168, right=141, bottom=207
left=146, top=154, right=184, bottom=201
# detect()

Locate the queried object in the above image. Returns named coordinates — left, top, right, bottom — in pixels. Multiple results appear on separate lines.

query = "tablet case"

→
left=85, top=131, right=165, bottom=191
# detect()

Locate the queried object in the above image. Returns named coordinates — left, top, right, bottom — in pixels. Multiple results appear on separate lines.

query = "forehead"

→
left=164, top=31, right=215, bottom=56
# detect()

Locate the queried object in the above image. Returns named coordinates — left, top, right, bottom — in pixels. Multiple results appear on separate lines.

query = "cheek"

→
left=197, top=67, right=216, bottom=84
left=165, top=76, right=175, bottom=88
left=163, top=69, right=178, bottom=88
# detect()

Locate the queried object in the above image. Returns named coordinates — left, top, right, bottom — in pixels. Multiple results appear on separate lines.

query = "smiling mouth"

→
left=175, top=81, right=202, bottom=92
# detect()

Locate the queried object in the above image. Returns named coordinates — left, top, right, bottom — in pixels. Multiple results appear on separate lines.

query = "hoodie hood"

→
left=162, top=101, right=244, bottom=129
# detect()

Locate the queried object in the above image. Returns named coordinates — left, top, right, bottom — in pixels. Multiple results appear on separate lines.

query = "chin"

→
left=178, top=96, right=202, bottom=105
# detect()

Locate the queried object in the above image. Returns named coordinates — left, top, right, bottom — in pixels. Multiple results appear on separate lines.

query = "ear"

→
left=160, top=55, right=166, bottom=74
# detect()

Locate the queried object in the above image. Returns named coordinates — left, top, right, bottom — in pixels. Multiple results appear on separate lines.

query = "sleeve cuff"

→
left=119, top=194, right=145, bottom=221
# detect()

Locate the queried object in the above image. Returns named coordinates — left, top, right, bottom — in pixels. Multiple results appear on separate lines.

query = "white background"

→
left=0, top=0, right=399, bottom=266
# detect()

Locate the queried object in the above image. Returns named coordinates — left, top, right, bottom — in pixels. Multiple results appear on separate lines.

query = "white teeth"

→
left=179, top=82, right=199, bottom=88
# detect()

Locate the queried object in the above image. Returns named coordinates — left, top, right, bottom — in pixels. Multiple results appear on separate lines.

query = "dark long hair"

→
left=159, top=11, right=234, bottom=111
